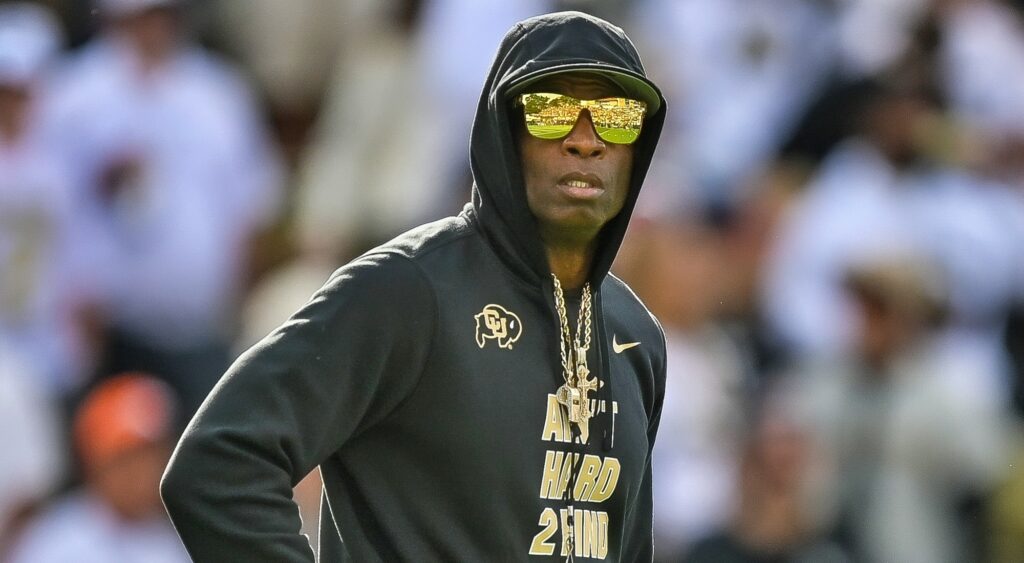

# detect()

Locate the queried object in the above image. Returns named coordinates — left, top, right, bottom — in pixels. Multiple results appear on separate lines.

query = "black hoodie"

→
left=161, top=11, right=667, bottom=562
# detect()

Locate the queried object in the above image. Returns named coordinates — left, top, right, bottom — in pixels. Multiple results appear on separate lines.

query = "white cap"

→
left=0, top=3, right=62, bottom=87
left=100, top=0, right=182, bottom=18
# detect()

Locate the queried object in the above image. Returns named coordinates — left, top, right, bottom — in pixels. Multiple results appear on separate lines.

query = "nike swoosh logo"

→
left=612, top=335, right=641, bottom=354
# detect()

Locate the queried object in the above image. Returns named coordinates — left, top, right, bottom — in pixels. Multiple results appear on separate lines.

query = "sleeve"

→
left=620, top=320, right=667, bottom=562
left=160, top=252, right=437, bottom=562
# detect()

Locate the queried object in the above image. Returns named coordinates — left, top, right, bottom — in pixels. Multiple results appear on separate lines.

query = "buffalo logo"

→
left=474, top=304, right=523, bottom=350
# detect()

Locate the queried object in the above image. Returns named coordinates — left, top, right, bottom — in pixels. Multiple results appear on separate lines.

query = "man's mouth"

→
left=558, top=173, right=604, bottom=199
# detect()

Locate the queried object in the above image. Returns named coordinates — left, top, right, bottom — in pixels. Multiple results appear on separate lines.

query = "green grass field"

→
left=528, top=124, right=638, bottom=144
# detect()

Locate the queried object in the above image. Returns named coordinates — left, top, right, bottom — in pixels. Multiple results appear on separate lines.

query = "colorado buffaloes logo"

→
left=474, top=304, right=523, bottom=350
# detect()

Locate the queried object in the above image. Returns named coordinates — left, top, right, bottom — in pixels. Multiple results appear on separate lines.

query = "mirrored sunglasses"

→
left=516, top=92, right=647, bottom=145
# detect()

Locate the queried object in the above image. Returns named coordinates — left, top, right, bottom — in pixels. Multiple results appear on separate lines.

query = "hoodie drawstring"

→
left=594, top=290, right=615, bottom=452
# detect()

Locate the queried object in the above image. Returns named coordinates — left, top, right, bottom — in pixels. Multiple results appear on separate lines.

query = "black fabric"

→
left=162, top=11, right=666, bottom=562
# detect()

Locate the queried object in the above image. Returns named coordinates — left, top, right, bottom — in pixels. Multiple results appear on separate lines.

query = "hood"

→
left=468, top=11, right=666, bottom=287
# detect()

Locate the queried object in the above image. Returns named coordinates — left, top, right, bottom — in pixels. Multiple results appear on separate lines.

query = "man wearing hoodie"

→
left=161, top=11, right=667, bottom=562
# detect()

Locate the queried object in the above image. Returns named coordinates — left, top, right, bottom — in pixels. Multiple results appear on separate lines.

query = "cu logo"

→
left=474, top=304, right=523, bottom=350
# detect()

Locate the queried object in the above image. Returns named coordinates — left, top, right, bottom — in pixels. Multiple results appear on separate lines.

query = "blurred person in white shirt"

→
left=631, top=0, right=839, bottom=210
left=0, top=2, right=103, bottom=395
left=762, top=78, right=1023, bottom=409
left=0, top=342, right=64, bottom=557
left=44, top=0, right=284, bottom=418
left=8, top=372, right=189, bottom=563
left=776, top=258, right=1008, bottom=563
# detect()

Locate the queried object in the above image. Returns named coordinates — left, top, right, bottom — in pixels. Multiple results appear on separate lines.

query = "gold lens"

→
left=521, top=93, right=577, bottom=139
left=587, top=97, right=645, bottom=145
left=518, top=93, right=646, bottom=145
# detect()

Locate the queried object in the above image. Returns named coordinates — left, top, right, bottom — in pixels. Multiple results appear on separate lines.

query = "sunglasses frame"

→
left=515, top=92, right=647, bottom=145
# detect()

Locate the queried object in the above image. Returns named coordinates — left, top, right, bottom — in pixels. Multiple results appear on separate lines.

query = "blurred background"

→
left=0, top=0, right=1022, bottom=561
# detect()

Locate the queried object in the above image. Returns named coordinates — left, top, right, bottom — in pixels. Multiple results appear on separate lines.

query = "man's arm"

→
left=160, top=253, right=436, bottom=562
left=620, top=320, right=667, bottom=561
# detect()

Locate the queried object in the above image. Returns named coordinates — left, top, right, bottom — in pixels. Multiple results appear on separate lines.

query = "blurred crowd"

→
left=0, top=0, right=1022, bottom=561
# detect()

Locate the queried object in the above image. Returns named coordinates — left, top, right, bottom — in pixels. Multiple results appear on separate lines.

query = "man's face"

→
left=118, top=7, right=181, bottom=62
left=518, top=74, right=635, bottom=245
left=0, top=86, right=30, bottom=132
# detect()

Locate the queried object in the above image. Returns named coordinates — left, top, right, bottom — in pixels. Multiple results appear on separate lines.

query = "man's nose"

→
left=562, top=109, right=605, bottom=158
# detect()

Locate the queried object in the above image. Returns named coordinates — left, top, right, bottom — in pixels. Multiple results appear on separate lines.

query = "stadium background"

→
left=1, top=0, right=1024, bottom=561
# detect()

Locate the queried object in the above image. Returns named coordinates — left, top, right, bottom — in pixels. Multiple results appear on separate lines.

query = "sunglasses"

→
left=516, top=93, right=647, bottom=145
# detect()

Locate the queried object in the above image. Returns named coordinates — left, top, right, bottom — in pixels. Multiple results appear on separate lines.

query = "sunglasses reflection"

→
left=519, top=93, right=645, bottom=144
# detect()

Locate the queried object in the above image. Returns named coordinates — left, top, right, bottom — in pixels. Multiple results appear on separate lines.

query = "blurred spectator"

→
left=632, top=0, right=839, bottom=210
left=715, top=164, right=810, bottom=380
left=294, top=0, right=547, bottom=260
left=836, top=0, right=933, bottom=78
left=762, top=77, right=1023, bottom=409
left=0, top=342, right=64, bottom=556
left=211, top=0, right=345, bottom=163
left=42, top=0, right=101, bottom=47
left=7, top=372, right=188, bottom=563
left=43, top=0, right=284, bottom=418
left=617, top=217, right=748, bottom=560
left=683, top=410, right=850, bottom=563
left=0, top=1, right=102, bottom=395
left=778, top=258, right=1008, bottom=563
left=940, top=0, right=1024, bottom=143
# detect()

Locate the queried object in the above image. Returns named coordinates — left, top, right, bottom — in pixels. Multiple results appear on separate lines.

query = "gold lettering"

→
left=573, top=455, right=602, bottom=502
left=574, top=508, right=587, bottom=558
left=583, top=509, right=599, bottom=558
left=541, top=394, right=570, bottom=443
left=589, top=457, right=621, bottom=503
left=552, top=509, right=609, bottom=559
left=528, top=508, right=558, bottom=556
left=539, top=451, right=563, bottom=499
left=597, top=511, right=609, bottom=558
left=484, top=313, right=507, bottom=340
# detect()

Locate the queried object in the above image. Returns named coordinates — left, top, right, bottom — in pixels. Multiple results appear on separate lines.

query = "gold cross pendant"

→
left=574, top=365, right=599, bottom=443
left=555, top=365, right=601, bottom=443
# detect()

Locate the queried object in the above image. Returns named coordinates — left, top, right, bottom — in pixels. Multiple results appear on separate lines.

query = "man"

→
left=46, top=0, right=283, bottom=419
left=162, top=11, right=667, bottom=561
left=9, top=373, right=189, bottom=563
left=0, top=2, right=101, bottom=395
left=778, top=259, right=1006, bottom=563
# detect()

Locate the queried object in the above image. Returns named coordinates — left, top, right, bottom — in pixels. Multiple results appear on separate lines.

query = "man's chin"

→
left=539, top=212, right=611, bottom=243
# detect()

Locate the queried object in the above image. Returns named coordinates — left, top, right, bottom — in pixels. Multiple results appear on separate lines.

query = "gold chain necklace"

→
left=552, top=274, right=598, bottom=444
left=551, top=275, right=599, bottom=562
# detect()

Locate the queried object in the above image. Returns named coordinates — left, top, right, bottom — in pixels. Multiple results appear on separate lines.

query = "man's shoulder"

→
left=366, top=213, right=477, bottom=263
left=320, top=214, right=477, bottom=293
left=602, top=273, right=666, bottom=364
left=602, top=274, right=661, bottom=330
